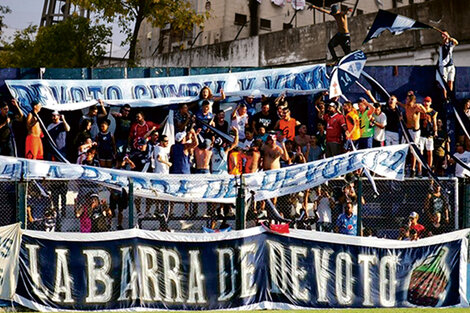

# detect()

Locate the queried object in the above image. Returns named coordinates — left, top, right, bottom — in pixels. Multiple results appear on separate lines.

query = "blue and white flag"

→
left=5, top=65, right=328, bottom=112
left=363, top=10, right=432, bottom=44
left=0, top=144, right=408, bottom=203
left=329, top=50, right=367, bottom=98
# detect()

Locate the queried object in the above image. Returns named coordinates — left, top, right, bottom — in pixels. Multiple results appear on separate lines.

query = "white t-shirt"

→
left=153, top=145, right=171, bottom=174
left=316, top=197, right=332, bottom=223
left=454, top=151, right=470, bottom=178
left=373, top=112, right=387, bottom=142
left=231, top=111, right=249, bottom=140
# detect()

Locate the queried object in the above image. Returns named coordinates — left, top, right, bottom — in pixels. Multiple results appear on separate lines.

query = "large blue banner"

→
left=15, top=228, right=469, bottom=311
left=5, top=65, right=328, bottom=112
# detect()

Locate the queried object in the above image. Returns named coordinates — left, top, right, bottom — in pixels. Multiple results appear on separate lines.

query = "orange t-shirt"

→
left=279, top=118, right=297, bottom=141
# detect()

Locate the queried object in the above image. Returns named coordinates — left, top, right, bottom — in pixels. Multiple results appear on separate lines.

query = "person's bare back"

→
left=195, top=146, right=212, bottom=170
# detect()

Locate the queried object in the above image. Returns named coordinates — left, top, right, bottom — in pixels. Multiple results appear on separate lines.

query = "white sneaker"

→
left=180, top=221, right=193, bottom=230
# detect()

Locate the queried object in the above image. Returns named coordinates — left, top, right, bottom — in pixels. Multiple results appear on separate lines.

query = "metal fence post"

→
left=17, top=161, right=28, bottom=230
left=128, top=177, right=134, bottom=229
left=16, top=180, right=28, bottom=230
left=236, top=175, right=246, bottom=230
left=357, top=176, right=363, bottom=236
left=463, top=179, right=470, bottom=229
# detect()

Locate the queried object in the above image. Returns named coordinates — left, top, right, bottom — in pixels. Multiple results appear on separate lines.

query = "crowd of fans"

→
left=0, top=82, right=467, bottom=237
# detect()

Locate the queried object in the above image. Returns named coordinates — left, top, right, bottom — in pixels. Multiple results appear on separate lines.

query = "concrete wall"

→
left=139, top=0, right=470, bottom=67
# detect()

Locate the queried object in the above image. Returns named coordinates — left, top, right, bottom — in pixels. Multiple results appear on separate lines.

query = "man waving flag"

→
left=363, top=9, right=432, bottom=44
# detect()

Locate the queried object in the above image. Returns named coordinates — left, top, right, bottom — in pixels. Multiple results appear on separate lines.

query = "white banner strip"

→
left=0, top=223, right=22, bottom=300
left=5, top=65, right=328, bottom=111
left=0, top=144, right=408, bottom=203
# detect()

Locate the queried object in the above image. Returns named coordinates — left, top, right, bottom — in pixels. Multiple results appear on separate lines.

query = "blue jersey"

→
left=336, top=213, right=357, bottom=236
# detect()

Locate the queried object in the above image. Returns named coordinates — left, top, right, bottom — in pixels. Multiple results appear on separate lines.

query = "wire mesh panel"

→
left=271, top=177, right=459, bottom=239
left=0, top=181, right=18, bottom=227
left=135, top=196, right=236, bottom=233
left=14, top=176, right=461, bottom=237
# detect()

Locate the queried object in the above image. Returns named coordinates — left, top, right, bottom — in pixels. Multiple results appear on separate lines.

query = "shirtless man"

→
left=263, top=134, right=289, bottom=170
left=398, top=92, right=426, bottom=177
left=294, top=125, right=310, bottom=148
left=261, top=134, right=289, bottom=208
left=244, top=139, right=262, bottom=173
left=194, top=138, right=213, bottom=174
left=309, top=4, right=352, bottom=63
left=25, top=101, right=44, bottom=160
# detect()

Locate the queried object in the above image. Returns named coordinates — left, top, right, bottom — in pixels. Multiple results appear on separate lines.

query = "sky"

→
left=2, top=0, right=128, bottom=58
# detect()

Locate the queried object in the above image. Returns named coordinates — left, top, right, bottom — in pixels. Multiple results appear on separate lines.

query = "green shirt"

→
left=359, top=109, right=374, bottom=138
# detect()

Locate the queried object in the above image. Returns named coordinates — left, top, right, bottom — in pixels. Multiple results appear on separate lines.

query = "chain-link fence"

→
left=271, top=177, right=459, bottom=239
left=0, top=176, right=463, bottom=237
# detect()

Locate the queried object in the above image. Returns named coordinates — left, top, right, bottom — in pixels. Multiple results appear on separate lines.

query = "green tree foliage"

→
left=72, top=0, right=209, bottom=66
left=0, top=5, right=11, bottom=38
left=0, top=16, right=112, bottom=68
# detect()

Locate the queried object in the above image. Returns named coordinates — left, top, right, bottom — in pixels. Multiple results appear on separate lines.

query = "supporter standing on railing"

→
left=308, top=4, right=352, bottom=64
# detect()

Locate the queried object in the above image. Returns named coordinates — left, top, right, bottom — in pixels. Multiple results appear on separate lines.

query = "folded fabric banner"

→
left=363, top=9, right=432, bottom=44
left=0, top=223, right=22, bottom=300
left=0, top=144, right=408, bottom=203
left=14, top=227, right=469, bottom=311
left=5, top=65, right=328, bottom=112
